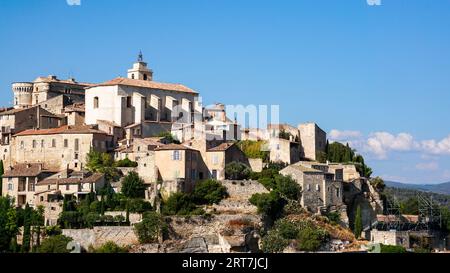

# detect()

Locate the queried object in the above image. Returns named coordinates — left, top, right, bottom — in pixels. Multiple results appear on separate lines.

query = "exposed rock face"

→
left=130, top=180, right=268, bottom=253
left=343, top=178, right=384, bottom=230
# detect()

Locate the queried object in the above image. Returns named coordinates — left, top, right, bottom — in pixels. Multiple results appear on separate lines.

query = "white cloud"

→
left=415, top=162, right=439, bottom=171
left=365, top=132, right=417, bottom=159
left=329, top=129, right=362, bottom=141
left=420, top=135, right=450, bottom=155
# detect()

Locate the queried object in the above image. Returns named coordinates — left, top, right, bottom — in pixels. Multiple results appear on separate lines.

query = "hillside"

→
left=385, top=181, right=450, bottom=195
left=384, top=187, right=450, bottom=208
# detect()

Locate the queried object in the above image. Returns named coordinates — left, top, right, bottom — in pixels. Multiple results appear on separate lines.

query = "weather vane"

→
left=138, top=51, right=144, bottom=62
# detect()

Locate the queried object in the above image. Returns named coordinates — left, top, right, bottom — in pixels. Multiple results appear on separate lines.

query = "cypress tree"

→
left=0, top=160, right=4, bottom=195
left=21, top=204, right=32, bottom=253
left=354, top=206, right=363, bottom=239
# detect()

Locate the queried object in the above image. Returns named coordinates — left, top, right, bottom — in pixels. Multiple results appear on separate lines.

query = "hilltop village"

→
left=0, top=54, right=443, bottom=253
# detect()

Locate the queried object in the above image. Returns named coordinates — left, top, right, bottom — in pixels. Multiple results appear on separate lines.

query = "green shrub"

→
left=261, top=230, right=289, bottom=253
left=274, top=219, right=299, bottom=240
left=162, top=193, right=199, bottom=216
left=274, top=175, right=300, bottom=200
left=249, top=191, right=285, bottom=219
left=115, top=158, right=138, bottom=167
left=38, top=235, right=73, bottom=253
left=91, top=241, right=128, bottom=253
left=225, top=162, right=251, bottom=180
left=236, top=140, right=269, bottom=160
left=134, top=212, right=167, bottom=244
left=325, top=212, right=341, bottom=225
left=192, top=179, right=228, bottom=205
left=380, top=244, right=407, bottom=253
left=121, top=172, right=146, bottom=199
left=258, top=177, right=276, bottom=190
left=297, top=226, right=328, bottom=252
left=127, top=198, right=153, bottom=213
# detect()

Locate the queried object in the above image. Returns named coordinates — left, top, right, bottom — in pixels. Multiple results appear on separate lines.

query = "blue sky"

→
left=1, top=0, right=450, bottom=184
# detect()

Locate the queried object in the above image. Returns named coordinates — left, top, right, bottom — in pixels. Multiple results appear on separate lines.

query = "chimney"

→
left=37, top=107, right=41, bottom=130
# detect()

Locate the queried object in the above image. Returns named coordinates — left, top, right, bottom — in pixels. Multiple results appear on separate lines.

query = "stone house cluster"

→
left=1, top=53, right=345, bottom=226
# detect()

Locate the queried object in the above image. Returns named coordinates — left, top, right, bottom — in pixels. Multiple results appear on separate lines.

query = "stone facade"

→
left=10, top=125, right=113, bottom=171
left=280, top=162, right=344, bottom=213
left=298, top=122, right=326, bottom=161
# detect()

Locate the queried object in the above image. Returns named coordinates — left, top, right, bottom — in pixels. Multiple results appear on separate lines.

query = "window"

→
left=74, top=153, right=79, bottom=160
left=307, top=184, right=311, bottom=191
left=172, top=150, right=181, bottom=161
left=143, top=74, right=148, bottom=81
left=74, top=139, right=79, bottom=151
left=64, top=139, right=68, bottom=148
left=20, top=141, right=24, bottom=149
left=131, top=74, right=135, bottom=79
left=52, top=139, right=56, bottom=148
left=126, top=96, right=132, bottom=108
left=212, top=155, right=219, bottom=165
left=41, top=139, right=45, bottom=148
left=94, top=97, right=99, bottom=108
left=8, top=183, right=13, bottom=191
left=336, top=188, right=340, bottom=197
left=29, top=181, right=35, bottom=192
left=66, top=184, right=70, bottom=191
left=32, top=140, right=37, bottom=148
left=316, top=184, right=320, bottom=192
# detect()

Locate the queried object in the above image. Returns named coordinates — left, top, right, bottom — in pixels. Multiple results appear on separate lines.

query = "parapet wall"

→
left=62, top=226, right=139, bottom=250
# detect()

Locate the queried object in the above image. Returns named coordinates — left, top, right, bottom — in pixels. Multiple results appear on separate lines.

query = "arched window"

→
left=143, top=74, right=148, bottom=81
left=94, top=97, right=99, bottom=108
left=131, top=74, right=135, bottom=79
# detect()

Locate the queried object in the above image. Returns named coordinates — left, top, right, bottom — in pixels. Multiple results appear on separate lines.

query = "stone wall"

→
left=62, top=226, right=139, bottom=250
left=368, top=230, right=410, bottom=248
left=248, top=158, right=264, bottom=172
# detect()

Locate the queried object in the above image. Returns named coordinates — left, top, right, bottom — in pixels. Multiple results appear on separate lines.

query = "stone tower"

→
left=12, top=82, right=33, bottom=109
left=127, top=51, right=153, bottom=81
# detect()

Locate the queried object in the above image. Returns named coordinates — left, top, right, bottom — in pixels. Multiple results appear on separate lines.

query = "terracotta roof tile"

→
left=155, top=143, right=196, bottom=151
left=3, top=163, right=57, bottom=177
left=14, top=125, right=109, bottom=136
left=87, top=77, right=197, bottom=94
left=207, top=142, right=236, bottom=152
left=37, top=173, right=104, bottom=186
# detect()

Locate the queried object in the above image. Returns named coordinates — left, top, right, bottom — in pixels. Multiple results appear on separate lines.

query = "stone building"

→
left=205, top=142, right=248, bottom=180
left=298, top=122, right=326, bottom=161
left=10, top=125, right=113, bottom=171
left=1, top=163, right=57, bottom=207
left=12, top=75, right=93, bottom=109
left=202, top=103, right=241, bottom=142
left=85, top=55, right=202, bottom=144
left=280, top=161, right=344, bottom=213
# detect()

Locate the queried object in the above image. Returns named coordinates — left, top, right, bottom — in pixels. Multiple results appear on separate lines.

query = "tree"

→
left=115, top=158, right=138, bottom=167
left=21, top=204, right=32, bottom=253
left=6, top=207, right=19, bottom=252
left=249, top=191, right=285, bottom=219
left=157, top=132, right=181, bottom=144
left=274, top=175, right=300, bottom=200
left=38, top=235, right=73, bottom=253
left=121, top=172, right=146, bottom=199
left=0, top=160, right=3, bottom=194
left=370, top=177, right=386, bottom=192
left=192, top=179, right=228, bottom=205
left=0, top=197, right=16, bottom=252
left=134, top=211, right=167, bottom=244
left=162, top=193, right=200, bottom=216
left=32, top=205, right=45, bottom=251
left=85, top=150, right=119, bottom=181
left=297, top=227, right=326, bottom=252
left=353, top=205, right=363, bottom=239
left=225, top=162, right=251, bottom=180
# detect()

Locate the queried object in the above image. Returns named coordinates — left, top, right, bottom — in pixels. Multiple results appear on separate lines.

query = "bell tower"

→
left=127, top=51, right=153, bottom=81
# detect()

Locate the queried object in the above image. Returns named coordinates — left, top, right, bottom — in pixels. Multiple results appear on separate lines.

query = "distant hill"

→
left=385, top=181, right=450, bottom=195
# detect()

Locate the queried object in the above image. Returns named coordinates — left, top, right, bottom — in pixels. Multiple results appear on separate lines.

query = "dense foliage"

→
left=353, top=205, right=363, bottom=239
left=121, top=172, right=147, bottom=199
left=236, top=140, right=269, bottom=161
left=115, top=158, right=138, bottom=168
left=192, top=179, right=228, bottom=205
left=134, top=211, right=168, bottom=244
left=162, top=193, right=204, bottom=216
left=261, top=218, right=329, bottom=253
left=91, top=241, right=129, bottom=253
left=85, top=150, right=120, bottom=181
left=321, top=141, right=373, bottom=178
left=225, top=162, right=251, bottom=180
left=38, top=235, right=73, bottom=253
left=157, top=132, right=181, bottom=144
